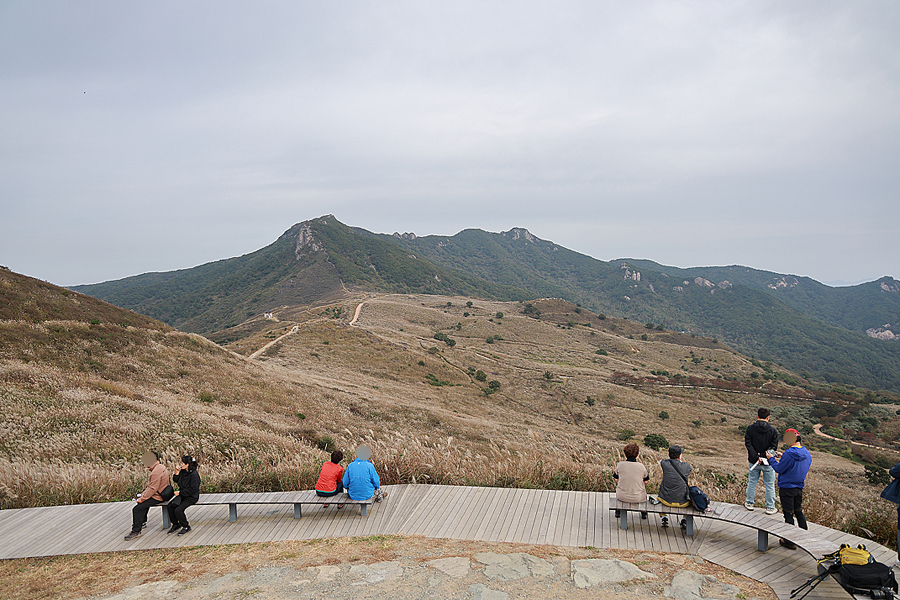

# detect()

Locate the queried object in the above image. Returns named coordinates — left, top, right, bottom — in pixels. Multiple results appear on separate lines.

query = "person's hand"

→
left=758, top=458, right=764, bottom=465
left=173, top=491, right=179, bottom=496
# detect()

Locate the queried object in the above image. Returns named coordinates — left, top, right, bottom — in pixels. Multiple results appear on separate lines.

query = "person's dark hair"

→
left=795, top=434, right=801, bottom=443
left=181, top=455, right=198, bottom=471
left=668, top=445, right=683, bottom=460
left=331, top=450, right=344, bottom=464
left=623, top=443, right=639, bottom=459
left=757, top=407, right=770, bottom=420
left=151, top=449, right=160, bottom=461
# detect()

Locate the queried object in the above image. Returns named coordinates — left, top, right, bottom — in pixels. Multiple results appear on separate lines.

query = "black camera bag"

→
left=838, top=562, right=897, bottom=595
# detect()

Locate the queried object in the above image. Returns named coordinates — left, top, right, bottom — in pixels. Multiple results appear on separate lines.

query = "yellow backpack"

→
left=818, top=544, right=873, bottom=566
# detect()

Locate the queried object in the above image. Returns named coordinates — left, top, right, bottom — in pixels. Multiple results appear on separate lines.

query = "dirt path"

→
left=349, top=301, right=365, bottom=326
left=249, top=325, right=299, bottom=359
left=812, top=423, right=900, bottom=453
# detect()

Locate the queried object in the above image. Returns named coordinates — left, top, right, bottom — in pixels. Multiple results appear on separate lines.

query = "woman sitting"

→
left=658, top=445, right=692, bottom=529
left=614, top=443, right=649, bottom=519
left=167, top=455, right=200, bottom=536
left=315, top=450, right=345, bottom=508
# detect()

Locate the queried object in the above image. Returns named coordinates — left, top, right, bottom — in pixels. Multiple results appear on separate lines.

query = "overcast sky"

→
left=1, top=1, right=897, bottom=287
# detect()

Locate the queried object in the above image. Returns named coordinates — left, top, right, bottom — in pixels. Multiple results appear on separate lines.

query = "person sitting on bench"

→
left=614, top=443, right=649, bottom=520
left=125, top=450, right=169, bottom=541
left=343, top=445, right=387, bottom=503
left=167, top=455, right=200, bottom=536
left=315, top=450, right=345, bottom=508
left=658, top=445, right=692, bottom=529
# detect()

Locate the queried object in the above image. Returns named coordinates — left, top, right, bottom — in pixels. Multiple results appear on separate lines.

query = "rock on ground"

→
left=571, top=558, right=657, bottom=589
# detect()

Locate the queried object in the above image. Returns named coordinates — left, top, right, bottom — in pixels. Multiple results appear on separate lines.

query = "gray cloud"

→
left=1, top=1, right=897, bottom=286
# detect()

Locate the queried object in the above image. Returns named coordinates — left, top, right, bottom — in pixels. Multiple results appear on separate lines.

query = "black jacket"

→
left=745, top=420, right=779, bottom=464
left=173, top=468, right=201, bottom=503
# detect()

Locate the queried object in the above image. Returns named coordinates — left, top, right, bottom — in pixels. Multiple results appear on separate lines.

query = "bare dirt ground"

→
left=0, top=536, right=777, bottom=600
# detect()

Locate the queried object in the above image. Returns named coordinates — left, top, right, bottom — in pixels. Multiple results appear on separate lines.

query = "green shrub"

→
left=585, top=396, right=595, bottom=407
left=643, top=433, right=669, bottom=451
left=417, top=360, right=425, bottom=366
left=596, top=349, right=608, bottom=356
left=317, top=436, right=336, bottom=453
left=496, top=312, right=504, bottom=319
left=641, top=334, right=648, bottom=341
left=475, top=370, right=487, bottom=382
left=865, top=465, right=891, bottom=486
left=488, top=380, right=501, bottom=390
left=658, top=411, right=669, bottom=420
left=616, top=429, right=636, bottom=441
left=295, top=412, right=306, bottom=420
left=199, top=391, right=216, bottom=403
left=433, top=332, right=456, bottom=347
left=544, top=371, right=553, bottom=380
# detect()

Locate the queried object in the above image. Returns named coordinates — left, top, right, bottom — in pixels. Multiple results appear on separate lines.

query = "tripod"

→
left=791, top=563, right=840, bottom=600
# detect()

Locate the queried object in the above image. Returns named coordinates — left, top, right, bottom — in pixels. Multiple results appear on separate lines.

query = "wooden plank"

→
left=471, top=485, right=509, bottom=541
left=517, top=488, right=546, bottom=545
left=450, top=486, right=491, bottom=541
left=532, top=489, right=558, bottom=546
left=434, top=486, right=477, bottom=539
left=487, top=487, right=524, bottom=543
left=412, top=484, right=453, bottom=537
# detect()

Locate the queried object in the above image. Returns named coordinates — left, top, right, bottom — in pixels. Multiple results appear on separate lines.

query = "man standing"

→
left=769, top=428, right=812, bottom=549
left=744, top=407, right=779, bottom=514
left=125, top=450, right=169, bottom=541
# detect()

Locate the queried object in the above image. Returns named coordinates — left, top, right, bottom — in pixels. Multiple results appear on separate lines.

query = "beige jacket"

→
left=614, top=459, right=649, bottom=503
left=140, top=462, right=169, bottom=502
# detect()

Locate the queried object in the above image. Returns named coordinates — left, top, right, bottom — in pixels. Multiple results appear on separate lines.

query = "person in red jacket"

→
left=315, top=450, right=345, bottom=508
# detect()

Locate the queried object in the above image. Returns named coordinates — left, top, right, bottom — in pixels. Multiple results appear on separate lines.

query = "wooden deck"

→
left=0, top=485, right=892, bottom=600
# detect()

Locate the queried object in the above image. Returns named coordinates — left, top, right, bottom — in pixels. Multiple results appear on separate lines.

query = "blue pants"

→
left=745, top=462, right=776, bottom=510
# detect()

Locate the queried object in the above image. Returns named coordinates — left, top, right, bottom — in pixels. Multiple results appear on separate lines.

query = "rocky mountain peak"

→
left=502, top=227, right=537, bottom=242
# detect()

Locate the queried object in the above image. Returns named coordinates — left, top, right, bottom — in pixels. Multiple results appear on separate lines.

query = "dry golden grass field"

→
left=0, top=268, right=896, bottom=549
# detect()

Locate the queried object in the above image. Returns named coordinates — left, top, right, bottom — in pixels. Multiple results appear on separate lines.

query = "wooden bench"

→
left=158, top=490, right=375, bottom=529
left=611, top=496, right=843, bottom=558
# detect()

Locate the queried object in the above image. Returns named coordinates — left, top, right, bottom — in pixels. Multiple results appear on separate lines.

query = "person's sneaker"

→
left=765, top=507, right=778, bottom=515
left=779, top=539, right=797, bottom=550
left=661, top=516, right=669, bottom=528
left=894, top=559, right=900, bottom=568
left=336, top=504, right=344, bottom=509
left=177, top=526, right=191, bottom=536
left=744, top=502, right=755, bottom=511
left=680, top=518, right=687, bottom=530
left=614, top=510, right=621, bottom=518
left=167, top=525, right=180, bottom=534
left=124, top=531, right=141, bottom=541
left=641, top=512, right=648, bottom=520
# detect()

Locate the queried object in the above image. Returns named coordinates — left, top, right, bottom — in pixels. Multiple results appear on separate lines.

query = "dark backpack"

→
left=688, top=485, right=709, bottom=512
left=838, top=562, right=897, bottom=595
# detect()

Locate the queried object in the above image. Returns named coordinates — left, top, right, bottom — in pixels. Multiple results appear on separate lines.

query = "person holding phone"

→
left=167, top=455, right=200, bottom=536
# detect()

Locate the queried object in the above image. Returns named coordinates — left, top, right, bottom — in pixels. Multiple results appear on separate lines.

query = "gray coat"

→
left=659, top=459, right=692, bottom=504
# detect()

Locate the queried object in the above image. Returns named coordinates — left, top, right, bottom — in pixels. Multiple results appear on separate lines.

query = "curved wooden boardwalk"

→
left=0, top=485, right=892, bottom=599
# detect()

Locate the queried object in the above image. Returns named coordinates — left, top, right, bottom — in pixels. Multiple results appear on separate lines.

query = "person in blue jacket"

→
left=880, top=460, right=900, bottom=566
left=342, top=445, right=388, bottom=502
left=768, top=428, right=812, bottom=549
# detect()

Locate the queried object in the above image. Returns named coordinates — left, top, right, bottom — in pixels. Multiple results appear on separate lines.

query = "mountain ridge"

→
left=72, top=216, right=900, bottom=391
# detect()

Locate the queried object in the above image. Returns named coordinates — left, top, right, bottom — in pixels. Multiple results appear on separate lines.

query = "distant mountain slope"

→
left=73, top=217, right=529, bottom=335
left=0, top=267, right=164, bottom=329
left=367, top=226, right=900, bottom=392
left=71, top=216, right=900, bottom=391
left=621, top=260, right=900, bottom=337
